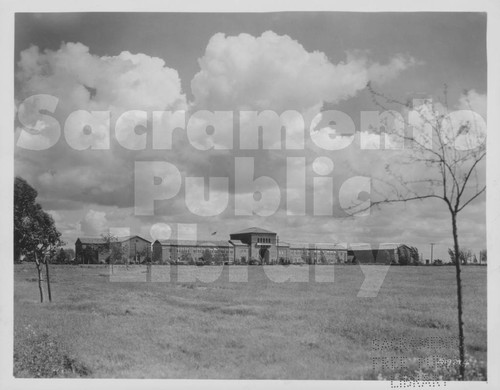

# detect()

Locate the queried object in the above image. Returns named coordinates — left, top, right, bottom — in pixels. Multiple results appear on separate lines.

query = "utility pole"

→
left=430, top=243, right=435, bottom=263
left=277, top=235, right=279, bottom=265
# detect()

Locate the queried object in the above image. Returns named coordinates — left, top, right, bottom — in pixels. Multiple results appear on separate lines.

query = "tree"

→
left=14, top=177, right=37, bottom=263
left=202, top=249, right=213, bottom=265
left=301, top=248, right=311, bottom=264
left=319, top=250, right=327, bottom=264
left=51, top=247, right=76, bottom=264
left=53, top=248, right=68, bottom=264
left=65, top=248, right=75, bottom=262
left=213, top=248, right=228, bottom=265
left=180, top=251, right=193, bottom=264
left=448, top=247, right=472, bottom=265
left=397, top=245, right=420, bottom=265
left=382, top=249, right=396, bottom=264
left=353, top=85, right=487, bottom=379
left=409, top=246, right=420, bottom=265
left=14, top=177, right=63, bottom=302
left=100, top=233, right=125, bottom=273
left=479, top=249, right=487, bottom=265
left=121, top=243, right=130, bottom=265
left=137, top=247, right=151, bottom=264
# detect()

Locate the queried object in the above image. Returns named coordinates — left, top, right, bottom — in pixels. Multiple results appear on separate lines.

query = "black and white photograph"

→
left=1, top=0, right=499, bottom=388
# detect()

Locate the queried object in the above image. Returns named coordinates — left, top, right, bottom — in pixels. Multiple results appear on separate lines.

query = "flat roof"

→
left=156, top=239, right=231, bottom=247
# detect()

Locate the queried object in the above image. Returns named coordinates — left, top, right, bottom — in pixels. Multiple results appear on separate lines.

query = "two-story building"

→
left=75, top=235, right=151, bottom=264
left=346, top=243, right=414, bottom=264
left=152, top=239, right=242, bottom=264
left=76, top=228, right=412, bottom=266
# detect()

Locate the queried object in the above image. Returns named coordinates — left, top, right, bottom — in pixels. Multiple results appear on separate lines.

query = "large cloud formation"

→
left=79, top=209, right=108, bottom=236
left=15, top=42, right=187, bottom=212
left=17, top=42, right=185, bottom=114
left=16, top=31, right=483, bottom=255
left=191, top=31, right=417, bottom=111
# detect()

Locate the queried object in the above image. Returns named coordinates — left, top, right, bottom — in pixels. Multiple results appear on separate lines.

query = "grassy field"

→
left=13, top=264, right=487, bottom=380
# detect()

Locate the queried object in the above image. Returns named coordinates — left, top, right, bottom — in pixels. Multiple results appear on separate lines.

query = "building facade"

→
left=229, top=227, right=279, bottom=264
left=153, top=227, right=349, bottom=265
left=285, top=243, right=347, bottom=264
left=76, top=229, right=410, bottom=266
left=75, top=235, right=151, bottom=264
left=346, top=244, right=414, bottom=264
left=75, top=237, right=107, bottom=264
left=152, top=239, right=241, bottom=264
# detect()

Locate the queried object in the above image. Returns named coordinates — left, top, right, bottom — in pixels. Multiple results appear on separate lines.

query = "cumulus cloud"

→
left=367, top=53, right=419, bottom=85
left=15, top=42, right=187, bottom=209
left=17, top=42, right=186, bottom=114
left=186, top=30, right=418, bottom=186
left=457, top=89, right=486, bottom=120
left=15, top=35, right=418, bottom=213
left=79, top=209, right=108, bottom=235
left=191, top=31, right=417, bottom=111
left=46, top=210, right=62, bottom=222
left=15, top=33, right=483, bottom=257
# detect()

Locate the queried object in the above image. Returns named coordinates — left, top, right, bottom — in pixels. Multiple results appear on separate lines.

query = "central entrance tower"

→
left=229, top=227, right=278, bottom=264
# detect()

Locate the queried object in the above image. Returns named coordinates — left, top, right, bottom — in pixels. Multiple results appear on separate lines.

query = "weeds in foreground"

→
left=14, top=324, right=90, bottom=378
left=365, top=354, right=486, bottom=381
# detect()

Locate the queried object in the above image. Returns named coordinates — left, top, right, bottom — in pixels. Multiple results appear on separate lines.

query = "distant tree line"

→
left=448, top=248, right=486, bottom=265
left=51, top=248, right=75, bottom=263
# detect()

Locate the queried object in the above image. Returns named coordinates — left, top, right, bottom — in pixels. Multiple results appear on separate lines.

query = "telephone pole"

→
left=276, top=235, right=279, bottom=265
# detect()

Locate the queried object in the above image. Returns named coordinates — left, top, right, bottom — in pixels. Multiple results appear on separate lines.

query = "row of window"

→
left=282, top=249, right=346, bottom=257
left=160, top=247, right=347, bottom=260
left=165, top=247, right=231, bottom=254
left=257, top=237, right=272, bottom=244
left=163, top=247, right=346, bottom=255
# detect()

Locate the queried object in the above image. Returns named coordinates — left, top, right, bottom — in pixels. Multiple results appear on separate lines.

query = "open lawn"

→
left=13, top=264, right=487, bottom=379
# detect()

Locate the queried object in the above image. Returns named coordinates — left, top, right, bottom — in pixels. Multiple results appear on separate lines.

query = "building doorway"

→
left=259, top=247, right=270, bottom=264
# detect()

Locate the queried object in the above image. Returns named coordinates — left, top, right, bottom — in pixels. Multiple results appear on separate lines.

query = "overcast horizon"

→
left=14, top=12, right=487, bottom=261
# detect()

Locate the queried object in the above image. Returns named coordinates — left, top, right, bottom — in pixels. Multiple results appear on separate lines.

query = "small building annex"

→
left=75, top=235, right=151, bottom=264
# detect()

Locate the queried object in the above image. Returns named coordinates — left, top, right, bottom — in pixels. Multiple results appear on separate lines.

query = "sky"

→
left=13, top=12, right=487, bottom=261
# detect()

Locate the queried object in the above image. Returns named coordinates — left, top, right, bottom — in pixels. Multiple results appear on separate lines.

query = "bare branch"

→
left=456, top=152, right=486, bottom=206
left=457, top=185, right=486, bottom=213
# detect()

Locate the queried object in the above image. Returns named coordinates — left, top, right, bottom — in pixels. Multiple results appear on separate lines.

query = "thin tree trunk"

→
left=44, top=255, right=52, bottom=302
left=147, top=262, right=152, bottom=282
left=34, top=253, right=44, bottom=303
left=452, top=212, right=465, bottom=380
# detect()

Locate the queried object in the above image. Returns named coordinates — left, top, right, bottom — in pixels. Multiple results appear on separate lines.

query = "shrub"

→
left=365, top=353, right=486, bottom=381
left=14, top=324, right=90, bottom=378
